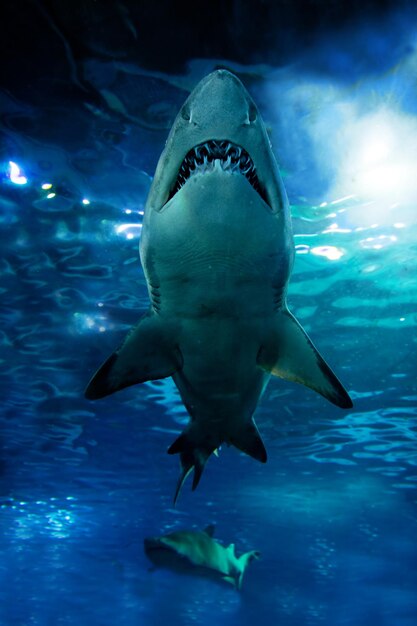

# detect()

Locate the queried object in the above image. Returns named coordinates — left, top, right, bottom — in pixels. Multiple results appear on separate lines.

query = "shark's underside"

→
left=85, top=70, right=352, bottom=501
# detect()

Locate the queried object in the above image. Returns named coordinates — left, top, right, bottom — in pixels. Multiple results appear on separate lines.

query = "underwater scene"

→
left=1, top=1, right=416, bottom=624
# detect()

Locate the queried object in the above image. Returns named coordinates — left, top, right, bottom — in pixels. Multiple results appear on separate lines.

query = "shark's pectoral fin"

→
left=85, top=311, right=182, bottom=400
left=230, top=420, right=267, bottom=463
left=258, top=309, right=352, bottom=409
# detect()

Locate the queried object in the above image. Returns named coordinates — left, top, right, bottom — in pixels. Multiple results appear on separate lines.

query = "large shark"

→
left=85, top=69, right=352, bottom=501
left=144, top=524, right=259, bottom=590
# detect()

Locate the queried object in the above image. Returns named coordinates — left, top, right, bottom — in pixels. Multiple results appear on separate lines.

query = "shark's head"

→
left=145, top=70, right=288, bottom=216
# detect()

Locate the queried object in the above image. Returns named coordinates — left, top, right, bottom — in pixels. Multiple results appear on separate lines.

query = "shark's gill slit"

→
left=167, top=140, right=269, bottom=205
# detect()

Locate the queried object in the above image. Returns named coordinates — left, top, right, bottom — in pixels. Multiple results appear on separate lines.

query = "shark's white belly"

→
left=140, top=172, right=289, bottom=436
left=141, top=171, right=291, bottom=319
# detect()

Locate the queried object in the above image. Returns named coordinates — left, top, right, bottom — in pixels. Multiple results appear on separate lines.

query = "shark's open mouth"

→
left=168, top=140, right=268, bottom=205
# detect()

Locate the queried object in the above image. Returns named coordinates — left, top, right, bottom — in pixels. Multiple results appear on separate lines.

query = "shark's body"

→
left=144, top=524, right=259, bottom=590
left=85, top=70, right=352, bottom=500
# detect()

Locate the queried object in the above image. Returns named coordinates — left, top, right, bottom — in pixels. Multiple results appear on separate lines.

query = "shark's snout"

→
left=186, top=69, right=256, bottom=129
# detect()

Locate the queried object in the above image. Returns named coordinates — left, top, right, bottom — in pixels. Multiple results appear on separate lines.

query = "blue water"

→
left=1, top=2, right=417, bottom=625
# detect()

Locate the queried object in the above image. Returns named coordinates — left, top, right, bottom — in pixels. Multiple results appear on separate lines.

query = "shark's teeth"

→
left=169, top=140, right=268, bottom=204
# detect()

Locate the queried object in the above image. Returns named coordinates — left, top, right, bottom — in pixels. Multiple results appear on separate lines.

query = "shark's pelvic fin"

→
left=258, top=310, right=352, bottom=409
left=231, top=419, right=267, bottom=463
left=85, top=311, right=182, bottom=399
left=222, top=575, right=237, bottom=588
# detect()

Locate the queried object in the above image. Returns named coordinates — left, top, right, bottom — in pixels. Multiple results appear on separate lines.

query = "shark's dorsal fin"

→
left=257, top=309, right=352, bottom=409
left=227, top=543, right=235, bottom=555
left=85, top=311, right=182, bottom=399
left=203, top=524, right=215, bottom=537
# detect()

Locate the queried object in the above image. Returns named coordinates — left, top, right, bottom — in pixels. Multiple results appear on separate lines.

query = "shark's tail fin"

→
left=167, top=431, right=217, bottom=505
left=236, top=550, right=260, bottom=590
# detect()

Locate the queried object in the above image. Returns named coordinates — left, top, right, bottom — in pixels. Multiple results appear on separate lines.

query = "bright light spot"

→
left=8, top=161, right=27, bottom=185
left=400, top=318, right=405, bottom=322
left=322, top=225, right=351, bottom=234
left=138, top=210, right=144, bottom=215
left=311, top=246, right=344, bottom=261
left=116, top=223, right=142, bottom=233
left=394, top=223, right=406, bottom=229
left=97, top=302, right=104, bottom=307
left=360, top=234, right=397, bottom=250
left=47, top=192, right=56, bottom=199
left=82, top=198, right=90, bottom=205
left=332, top=108, right=417, bottom=219
left=125, top=208, right=132, bottom=214
left=41, top=183, right=53, bottom=190
left=330, top=195, right=355, bottom=205
left=85, top=316, right=95, bottom=329
left=73, top=311, right=109, bottom=334
left=319, top=201, right=328, bottom=208
left=295, top=244, right=310, bottom=254
left=115, top=223, right=143, bottom=239
left=361, top=136, right=390, bottom=164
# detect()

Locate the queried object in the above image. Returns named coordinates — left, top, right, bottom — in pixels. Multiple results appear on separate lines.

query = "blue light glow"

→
left=8, top=161, right=28, bottom=185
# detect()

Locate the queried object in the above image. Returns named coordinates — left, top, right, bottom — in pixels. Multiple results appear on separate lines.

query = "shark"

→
left=85, top=69, right=352, bottom=501
left=144, top=524, right=259, bottom=590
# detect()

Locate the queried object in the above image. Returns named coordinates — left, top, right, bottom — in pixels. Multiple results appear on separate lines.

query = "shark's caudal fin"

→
left=167, top=431, right=217, bottom=505
left=257, top=309, right=352, bottom=409
left=168, top=420, right=267, bottom=504
left=236, top=550, right=260, bottom=590
left=85, top=311, right=182, bottom=399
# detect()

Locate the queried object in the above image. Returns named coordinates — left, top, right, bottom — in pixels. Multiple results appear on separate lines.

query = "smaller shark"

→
left=144, top=524, right=259, bottom=590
